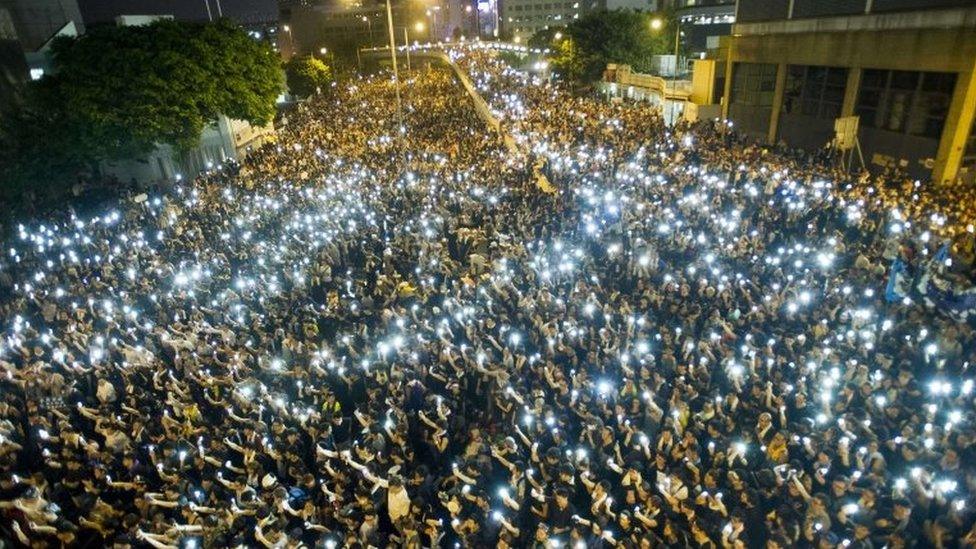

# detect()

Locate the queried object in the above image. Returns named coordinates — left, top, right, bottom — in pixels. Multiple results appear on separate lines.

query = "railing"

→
left=603, top=64, right=692, bottom=100
left=360, top=40, right=546, bottom=55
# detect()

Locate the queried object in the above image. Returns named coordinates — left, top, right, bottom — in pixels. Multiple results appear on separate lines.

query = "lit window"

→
left=30, top=68, right=44, bottom=80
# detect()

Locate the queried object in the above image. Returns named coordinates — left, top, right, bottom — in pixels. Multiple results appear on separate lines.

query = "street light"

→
left=362, top=16, right=374, bottom=46
left=281, top=25, right=293, bottom=58
left=465, top=4, right=481, bottom=37
left=650, top=16, right=680, bottom=125
left=424, top=6, right=441, bottom=39
left=402, top=22, right=424, bottom=71
left=554, top=31, right=563, bottom=40
left=319, top=47, right=328, bottom=55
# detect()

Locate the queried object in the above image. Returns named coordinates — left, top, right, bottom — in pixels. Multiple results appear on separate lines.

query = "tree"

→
left=285, top=55, right=334, bottom=97
left=527, top=26, right=565, bottom=50
left=0, top=18, right=284, bottom=203
left=0, top=78, right=97, bottom=202
left=550, top=37, right=587, bottom=83
left=550, top=9, right=675, bottom=83
left=46, top=19, right=283, bottom=157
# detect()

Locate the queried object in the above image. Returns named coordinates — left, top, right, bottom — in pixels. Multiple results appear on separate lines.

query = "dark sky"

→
left=79, top=0, right=278, bottom=25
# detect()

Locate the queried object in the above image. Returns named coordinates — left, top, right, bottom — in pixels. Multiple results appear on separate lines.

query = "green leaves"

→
left=548, top=10, right=676, bottom=83
left=48, top=19, right=282, bottom=158
left=284, top=55, right=334, bottom=98
left=1, top=19, right=284, bottom=202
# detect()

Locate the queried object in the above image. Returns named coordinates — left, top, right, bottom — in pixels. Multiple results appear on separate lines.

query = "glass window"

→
left=783, top=65, right=848, bottom=120
left=857, top=69, right=954, bottom=139
left=782, top=65, right=804, bottom=114
left=731, top=63, right=777, bottom=106
left=860, top=69, right=887, bottom=89
left=912, top=72, right=957, bottom=139
left=890, top=70, right=919, bottom=91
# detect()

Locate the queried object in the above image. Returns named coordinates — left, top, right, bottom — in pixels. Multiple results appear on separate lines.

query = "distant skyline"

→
left=78, top=0, right=278, bottom=25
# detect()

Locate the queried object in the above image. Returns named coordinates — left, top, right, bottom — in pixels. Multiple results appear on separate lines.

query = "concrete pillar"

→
left=767, top=63, right=787, bottom=144
left=933, top=63, right=976, bottom=184
left=841, top=67, right=862, bottom=117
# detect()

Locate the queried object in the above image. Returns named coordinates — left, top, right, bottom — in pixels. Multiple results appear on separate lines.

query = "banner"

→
left=885, top=258, right=910, bottom=303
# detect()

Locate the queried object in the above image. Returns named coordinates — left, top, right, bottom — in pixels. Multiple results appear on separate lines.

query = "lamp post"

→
left=425, top=7, right=440, bottom=40
left=651, top=16, right=681, bottom=125
left=399, top=22, right=424, bottom=72
left=384, top=0, right=404, bottom=137
left=362, top=15, right=374, bottom=47
left=282, top=24, right=294, bottom=59
left=465, top=5, right=479, bottom=38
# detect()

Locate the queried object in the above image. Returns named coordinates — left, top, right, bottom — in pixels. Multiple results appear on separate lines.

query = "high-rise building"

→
left=661, top=0, right=734, bottom=55
left=500, top=0, right=604, bottom=40
left=78, top=0, right=278, bottom=26
left=0, top=0, right=84, bottom=85
left=279, top=0, right=435, bottom=59
left=605, top=0, right=656, bottom=12
left=0, top=0, right=84, bottom=51
left=695, top=0, right=976, bottom=183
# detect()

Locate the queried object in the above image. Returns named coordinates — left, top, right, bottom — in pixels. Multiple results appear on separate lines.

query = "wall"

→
left=737, top=0, right=973, bottom=23
left=101, top=116, right=275, bottom=187
left=729, top=28, right=976, bottom=75
left=0, top=0, right=85, bottom=51
left=719, top=21, right=976, bottom=181
left=690, top=58, right=717, bottom=104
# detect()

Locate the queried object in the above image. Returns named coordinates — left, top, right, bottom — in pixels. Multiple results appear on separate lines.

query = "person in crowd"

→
left=0, top=46, right=974, bottom=548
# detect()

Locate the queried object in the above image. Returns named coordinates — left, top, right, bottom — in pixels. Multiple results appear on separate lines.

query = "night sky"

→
left=79, top=0, right=279, bottom=25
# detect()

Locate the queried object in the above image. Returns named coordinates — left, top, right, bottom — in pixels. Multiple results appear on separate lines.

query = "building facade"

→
left=500, top=0, right=605, bottom=40
left=279, top=0, right=438, bottom=59
left=605, top=0, right=657, bottom=13
left=101, top=115, right=276, bottom=186
left=711, top=0, right=976, bottom=183
left=0, top=0, right=84, bottom=51
left=662, top=0, right=735, bottom=56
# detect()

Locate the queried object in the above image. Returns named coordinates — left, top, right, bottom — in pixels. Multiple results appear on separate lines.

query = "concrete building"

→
left=113, top=14, right=173, bottom=27
left=0, top=0, right=84, bottom=51
left=279, top=0, right=436, bottom=60
left=700, top=0, right=976, bottom=183
left=78, top=0, right=277, bottom=26
left=101, top=115, right=275, bottom=185
left=605, top=0, right=657, bottom=13
left=500, top=0, right=605, bottom=40
left=662, top=0, right=735, bottom=56
left=0, top=0, right=85, bottom=81
left=600, top=63, right=692, bottom=124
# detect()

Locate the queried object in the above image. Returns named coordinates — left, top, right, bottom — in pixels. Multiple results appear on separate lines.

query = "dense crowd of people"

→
left=1, top=46, right=976, bottom=548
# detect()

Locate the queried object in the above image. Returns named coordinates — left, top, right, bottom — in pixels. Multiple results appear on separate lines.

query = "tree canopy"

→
left=0, top=18, right=283, bottom=203
left=549, top=9, right=676, bottom=82
left=527, top=26, right=566, bottom=50
left=48, top=19, right=283, bottom=156
left=285, top=55, right=334, bottom=97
